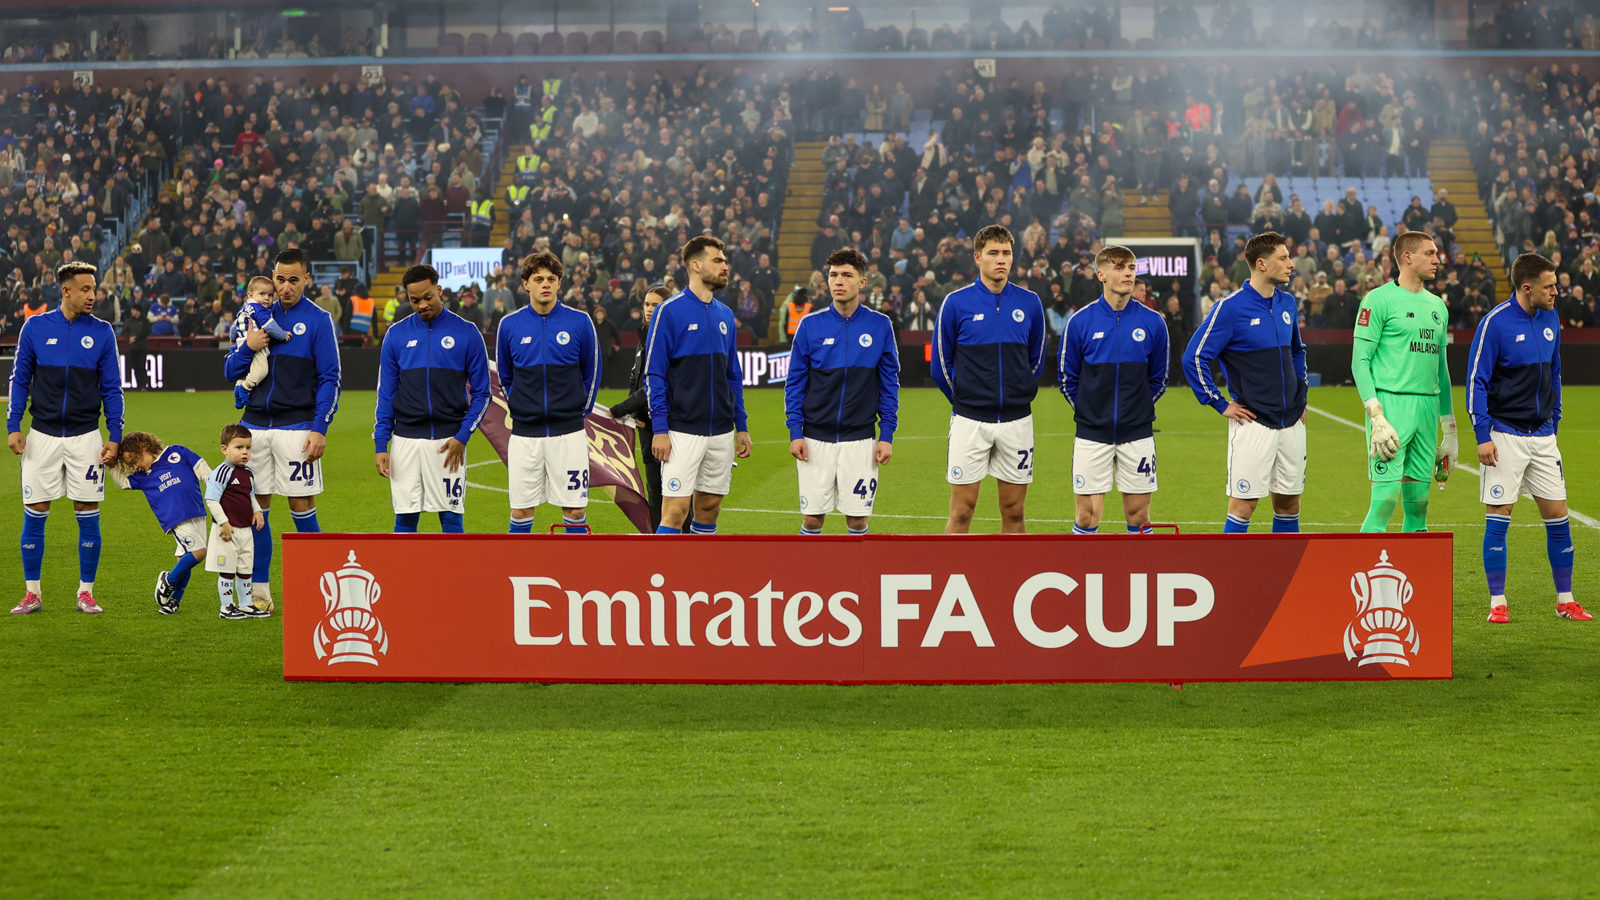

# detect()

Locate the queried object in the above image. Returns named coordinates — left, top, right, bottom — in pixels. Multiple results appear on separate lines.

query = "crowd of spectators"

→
left=14, top=2, right=1596, bottom=67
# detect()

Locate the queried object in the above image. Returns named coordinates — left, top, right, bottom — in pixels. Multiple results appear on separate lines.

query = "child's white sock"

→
left=237, top=577, right=253, bottom=608
left=218, top=575, right=234, bottom=609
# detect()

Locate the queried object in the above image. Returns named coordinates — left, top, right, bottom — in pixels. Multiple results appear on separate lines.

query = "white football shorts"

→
left=662, top=430, right=735, bottom=497
left=1072, top=436, right=1157, bottom=495
left=947, top=414, right=1034, bottom=485
left=508, top=431, right=590, bottom=509
left=1480, top=430, right=1566, bottom=504
left=1226, top=418, right=1306, bottom=499
left=389, top=435, right=467, bottom=515
left=170, top=516, right=208, bottom=557
left=797, top=437, right=878, bottom=516
left=204, top=520, right=255, bottom=575
left=249, top=428, right=324, bottom=498
left=20, top=430, right=106, bottom=504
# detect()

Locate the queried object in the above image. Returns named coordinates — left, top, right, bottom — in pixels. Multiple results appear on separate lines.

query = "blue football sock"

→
left=1223, top=514, right=1251, bottom=534
left=1126, top=524, right=1153, bottom=534
left=21, top=508, right=47, bottom=581
left=393, top=512, right=420, bottom=533
left=655, top=525, right=682, bottom=535
left=439, top=511, right=465, bottom=533
left=561, top=514, right=587, bottom=534
left=1483, top=514, right=1511, bottom=597
left=1072, top=524, right=1098, bottom=535
left=169, top=551, right=200, bottom=600
left=252, top=509, right=273, bottom=585
left=689, top=520, right=717, bottom=535
left=509, top=516, right=534, bottom=534
left=1545, top=516, right=1574, bottom=594
left=76, top=510, right=102, bottom=583
left=290, top=507, right=321, bottom=533
left=848, top=524, right=869, bottom=536
left=800, top=525, right=822, bottom=535
left=1271, top=513, right=1300, bottom=533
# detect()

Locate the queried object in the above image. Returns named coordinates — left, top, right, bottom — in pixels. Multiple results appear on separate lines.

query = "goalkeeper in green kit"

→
left=1352, top=231, right=1459, bottom=532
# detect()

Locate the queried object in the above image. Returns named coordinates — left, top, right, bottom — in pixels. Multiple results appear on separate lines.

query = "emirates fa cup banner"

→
left=281, top=533, right=1453, bottom=683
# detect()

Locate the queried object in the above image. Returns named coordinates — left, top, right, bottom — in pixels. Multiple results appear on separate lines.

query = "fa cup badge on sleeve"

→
left=1344, top=550, right=1419, bottom=667
left=315, top=551, right=389, bottom=666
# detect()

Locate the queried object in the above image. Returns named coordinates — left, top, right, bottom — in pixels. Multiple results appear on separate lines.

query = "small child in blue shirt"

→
left=232, top=275, right=291, bottom=409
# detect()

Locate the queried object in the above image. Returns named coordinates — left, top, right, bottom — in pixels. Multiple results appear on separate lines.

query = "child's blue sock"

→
left=1072, top=524, right=1098, bottom=535
left=1223, top=514, right=1251, bottom=534
left=1272, top=513, right=1300, bottom=533
left=21, top=507, right=48, bottom=582
left=655, top=525, right=682, bottom=535
left=1545, top=516, right=1574, bottom=596
left=800, top=525, right=822, bottom=535
left=439, top=511, right=464, bottom=533
left=561, top=514, right=587, bottom=534
left=1126, top=524, right=1153, bottom=534
left=848, top=524, right=869, bottom=536
left=76, top=509, right=102, bottom=588
left=689, top=520, right=717, bottom=535
left=509, top=516, right=534, bottom=534
left=252, top=509, right=273, bottom=586
left=1483, top=514, right=1511, bottom=598
left=169, top=551, right=200, bottom=600
left=290, top=507, right=320, bottom=533
left=394, top=512, right=420, bottom=533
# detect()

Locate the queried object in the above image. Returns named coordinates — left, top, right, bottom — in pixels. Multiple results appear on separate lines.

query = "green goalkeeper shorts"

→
left=1366, top=391, right=1439, bottom=483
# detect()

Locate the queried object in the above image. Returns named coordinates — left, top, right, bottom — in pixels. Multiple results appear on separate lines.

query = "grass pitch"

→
left=2, top=385, right=1598, bottom=898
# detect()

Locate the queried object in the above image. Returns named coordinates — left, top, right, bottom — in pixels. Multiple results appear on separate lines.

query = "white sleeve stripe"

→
left=587, top=314, right=601, bottom=413
left=1191, top=291, right=1238, bottom=402
left=1467, top=301, right=1510, bottom=419
left=934, top=292, right=954, bottom=388
left=643, top=295, right=677, bottom=414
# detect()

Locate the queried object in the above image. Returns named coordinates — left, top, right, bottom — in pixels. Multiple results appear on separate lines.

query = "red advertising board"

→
left=281, top=533, right=1452, bottom=683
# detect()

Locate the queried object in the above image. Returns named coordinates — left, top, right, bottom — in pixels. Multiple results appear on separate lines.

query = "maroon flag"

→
left=478, top=370, right=654, bottom=534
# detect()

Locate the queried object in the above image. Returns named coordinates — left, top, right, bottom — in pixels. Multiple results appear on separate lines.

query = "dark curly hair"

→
left=114, top=431, right=165, bottom=475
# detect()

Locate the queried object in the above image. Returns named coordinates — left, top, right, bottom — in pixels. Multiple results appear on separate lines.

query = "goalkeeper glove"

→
left=1436, top=413, right=1459, bottom=481
left=1365, top=399, right=1400, bottom=461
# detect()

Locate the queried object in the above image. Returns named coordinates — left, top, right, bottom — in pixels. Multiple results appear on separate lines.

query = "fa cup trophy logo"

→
left=1343, top=550, right=1420, bottom=667
left=315, top=550, right=389, bottom=666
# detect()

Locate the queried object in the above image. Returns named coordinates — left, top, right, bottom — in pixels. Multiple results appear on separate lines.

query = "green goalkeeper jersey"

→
left=1352, top=281, right=1451, bottom=400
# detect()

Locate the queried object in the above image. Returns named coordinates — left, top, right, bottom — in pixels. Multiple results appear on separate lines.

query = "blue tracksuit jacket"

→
left=932, top=280, right=1046, bottom=422
left=7, top=308, right=123, bottom=441
left=495, top=302, right=600, bottom=438
left=644, top=290, right=748, bottom=436
left=223, top=296, right=342, bottom=433
left=1058, top=296, right=1169, bottom=444
left=373, top=309, right=492, bottom=452
left=1183, top=283, right=1308, bottom=428
left=784, top=303, right=900, bottom=443
left=1466, top=299, right=1562, bottom=443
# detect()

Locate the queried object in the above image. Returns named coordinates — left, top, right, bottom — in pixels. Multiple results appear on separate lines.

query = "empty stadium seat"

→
left=515, top=31, right=538, bottom=55
left=663, top=40, right=684, bottom=53
left=736, top=34, right=757, bottom=52
left=489, top=32, right=513, bottom=55
left=712, top=38, right=734, bottom=53
left=614, top=30, right=637, bottom=51
left=565, top=31, right=588, bottom=54
left=440, top=32, right=464, bottom=51
left=590, top=31, right=613, bottom=53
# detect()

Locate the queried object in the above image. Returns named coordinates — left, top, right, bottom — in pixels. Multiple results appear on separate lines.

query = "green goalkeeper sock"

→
left=1401, top=480, right=1431, bottom=532
left=1361, top=482, right=1402, bottom=533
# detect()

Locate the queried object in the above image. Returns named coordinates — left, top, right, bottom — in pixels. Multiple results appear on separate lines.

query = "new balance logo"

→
left=46, top=338, right=58, bottom=345
left=1250, top=318, right=1261, bottom=326
left=688, top=324, right=699, bottom=331
left=1515, top=334, right=1525, bottom=342
left=521, top=336, right=532, bottom=344
left=823, top=338, right=835, bottom=345
left=973, top=314, right=985, bottom=321
left=406, top=340, right=418, bottom=347
left=1092, top=331, right=1105, bottom=339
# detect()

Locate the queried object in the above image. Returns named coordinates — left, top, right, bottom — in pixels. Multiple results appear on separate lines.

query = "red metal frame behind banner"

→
left=282, top=532, right=1453, bottom=684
